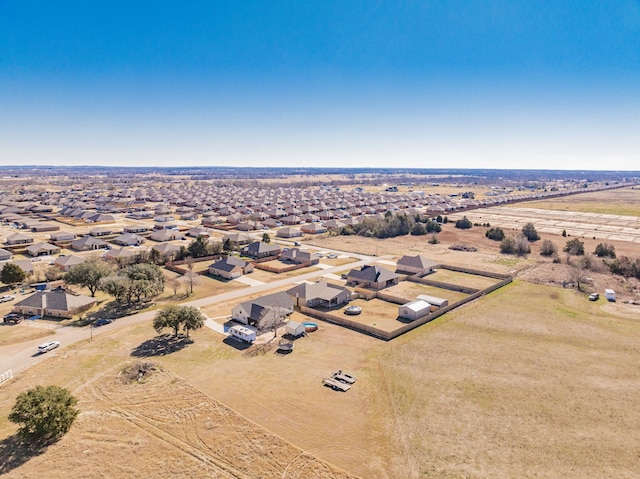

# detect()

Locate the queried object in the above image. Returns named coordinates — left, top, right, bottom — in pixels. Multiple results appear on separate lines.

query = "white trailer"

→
left=228, top=325, right=257, bottom=343
left=604, top=289, right=616, bottom=302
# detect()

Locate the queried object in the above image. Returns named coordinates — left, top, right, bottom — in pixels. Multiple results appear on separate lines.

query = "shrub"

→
left=454, top=216, right=472, bottom=229
left=594, top=243, right=616, bottom=258
left=485, top=227, right=505, bottom=241
left=500, top=236, right=516, bottom=254
left=521, top=223, right=540, bottom=241
left=539, top=239, right=557, bottom=257
left=515, top=235, right=531, bottom=256
left=564, top=238, right=585, bottom=256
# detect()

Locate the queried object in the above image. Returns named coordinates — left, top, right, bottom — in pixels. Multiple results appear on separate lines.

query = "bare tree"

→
left=167, top=277, right=181, bottom=297
left=183, top=271, right=201, bottom=295
left=568, top=257, right=589, bottom=292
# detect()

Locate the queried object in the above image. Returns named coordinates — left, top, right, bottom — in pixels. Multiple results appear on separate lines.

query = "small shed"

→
left=398, top=300, right=432, bottom=321
left=416, top=294, right=448, bottom=309
left=285, top=320, right=306, bottom=337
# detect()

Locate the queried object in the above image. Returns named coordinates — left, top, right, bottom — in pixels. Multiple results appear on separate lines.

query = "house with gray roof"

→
left=286, top=281, right=351, bottom=308
left=346, top=265, right=399, bottom=290
left=12, top=288, right=96, bottom=318
left=395, top=255, right=438, bottom=275
left=231, top=292, right=294, bottom=330
left=241, top=241, right=281, bottom=259
left=5, top=232, right=34, bottom=245
left=71, top=236, right=110, bottom=251
left=0, top=248, right=13, bottom=261
left=208, top=256, right=254, bottom=279
left=26, top=242, right=61, bottom=257
left=54, top=255, right=86, bottom=272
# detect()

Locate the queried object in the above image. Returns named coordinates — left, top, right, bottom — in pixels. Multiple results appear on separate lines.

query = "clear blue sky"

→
left=1, top=1, right=639, bottom=170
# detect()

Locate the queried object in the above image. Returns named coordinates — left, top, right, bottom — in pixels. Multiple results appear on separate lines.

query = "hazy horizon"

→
left=1, top=2, right=639, bottom=171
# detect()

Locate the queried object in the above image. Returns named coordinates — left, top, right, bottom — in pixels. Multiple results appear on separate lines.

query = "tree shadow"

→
left=70, top=299, right=153, bottom=327
left=130, top=334, right=193, bottom=357
left=0, top=434, right=51, bottom=474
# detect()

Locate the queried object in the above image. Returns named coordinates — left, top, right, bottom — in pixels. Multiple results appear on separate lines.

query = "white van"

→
left=38, top=341, right=60, bottom=353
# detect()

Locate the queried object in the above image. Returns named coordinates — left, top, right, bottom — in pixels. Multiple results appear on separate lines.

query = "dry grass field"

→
left=2, top=191, right=640, bottom=478
left=510, top=187, right=640, bottom=217
left=2, top=279, right=639, bottom=478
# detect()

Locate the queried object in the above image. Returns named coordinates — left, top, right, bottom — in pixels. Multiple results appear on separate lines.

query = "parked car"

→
left=588, top=293, right=599, bottom=301
left=327, top=253, right=338, bottom=259
left=294, top=241, right=301, bottom=246
left=0, top=295, right=15, bottom=303
left=94, top=318, right=114, bottom=327
left=38, top=341, right=60, bottom=354
left=3, top=313, right=23, bottom=324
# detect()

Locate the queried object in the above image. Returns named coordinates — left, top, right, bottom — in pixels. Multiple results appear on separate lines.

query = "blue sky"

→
left=1, top=1, right=639, bottom=170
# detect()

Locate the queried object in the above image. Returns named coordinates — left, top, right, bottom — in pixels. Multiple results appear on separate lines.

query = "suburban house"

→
left=89, top=226, right=116, bottom=237
left=231, top=292, right=294, bottom=330
left=124, top=224, right=153, bottom=233
left=151, top=242, right=181, bottom=260
left=346, top=265, right=399, bottom=290
left=26, top=242, right=61, bottom=257
left=395, top=255, right=438, bottom=275
left=222, top=233, right=251, bottom=246
left=300, top=223, right=327, bottom=234
left=280, top=248, right=316, bottom=264
left=5, top=232, right=34, bottom=245
left=104, top=247, right=136, bottom=262
left=241, top=241, right=281, bottom=259
left=0, top=248, right=13, bottom=261
left=398, top=299, right=432, bottom=321
left=54, top=255, right=86, bottom=272
left=10, top=260, right=34, bottom=275
left=276, top=227, right=303, bottom=238
left=71, top=236, right=110, bottom=251
left=208, top=256, right=254, bottom=279
left=112, top=233, right=146, bottom=246
left=12, top=287, right=96, bottom=318
left=149, top=229, right=185, bottom=242
left=286, top=281, right=351, bottom=308
left=49, top=231, right=76, bottom=242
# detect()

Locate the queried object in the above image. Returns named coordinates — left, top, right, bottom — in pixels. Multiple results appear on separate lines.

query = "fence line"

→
left=0, top=369, right=13, bottom=386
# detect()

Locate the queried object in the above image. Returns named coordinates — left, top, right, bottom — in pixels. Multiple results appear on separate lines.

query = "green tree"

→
left=521, top=222, right=540, bottom=241
left=262, top=232, right=271, bottom=243
left=594, top=243, right=616, bottom=258
left=153, top=305, right=182, bottom=336
left=187, top=236, right=209, bottom=258
left=454, top=216, right=472, bottom=229
left=100, top=263, right=164, bottom=304
left=9, top=385, right=79, bottom=443
left=410, top=222, right=427, bottom=236
left=223, top=238, right=234, bottom=252
left=564, top=238, right=585, bottom=256
left=153, top=305, right=205, bottom=337
left=485, top=227, right=505, bottom=241
left=181, top=306, right=205, bottom=337
left=64, top=259, right=112, bottom=297
left=1, top=262, right=27, bottom=286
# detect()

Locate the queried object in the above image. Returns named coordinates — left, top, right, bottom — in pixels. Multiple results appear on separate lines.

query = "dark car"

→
left=94, top=318, right=114, bottom=327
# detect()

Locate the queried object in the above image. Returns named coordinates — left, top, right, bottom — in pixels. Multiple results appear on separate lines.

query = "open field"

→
left=508, top=187, right=640, bottom=217
left=2, top=280, right=639, bottom=478
left=0, top=322, right=54, bottom=346
left=249, top=265, right=323, bottom=282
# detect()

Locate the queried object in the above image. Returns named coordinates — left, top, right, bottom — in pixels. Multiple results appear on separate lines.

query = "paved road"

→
left=0, top=251, right=380, bottom=377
